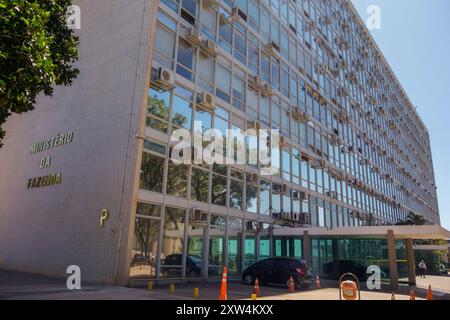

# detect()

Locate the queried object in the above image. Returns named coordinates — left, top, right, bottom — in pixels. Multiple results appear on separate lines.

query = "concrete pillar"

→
left=387, top=230, right=399, bottom=290
left=255, top=232, right=261, bottom=260
left=303, top=231, right=311, bottom=266
left=405, top=238, right=416, bottom=286
left=202, top=222, right=210, bottom=278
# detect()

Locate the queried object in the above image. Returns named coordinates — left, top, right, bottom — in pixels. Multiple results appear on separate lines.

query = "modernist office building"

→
left=0, top=0, right=447, bottom=287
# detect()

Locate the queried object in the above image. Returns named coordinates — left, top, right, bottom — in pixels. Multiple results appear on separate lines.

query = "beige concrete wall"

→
left=0, top=0, right=155, bottom=284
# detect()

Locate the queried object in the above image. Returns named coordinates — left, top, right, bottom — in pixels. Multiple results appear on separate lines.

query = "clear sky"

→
left=351, top=0, right=450, bottom=229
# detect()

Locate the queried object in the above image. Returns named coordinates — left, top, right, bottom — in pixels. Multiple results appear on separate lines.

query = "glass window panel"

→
left=160, top=207, right=186, bottom=278
left=130, top=217, right=160, bottom=278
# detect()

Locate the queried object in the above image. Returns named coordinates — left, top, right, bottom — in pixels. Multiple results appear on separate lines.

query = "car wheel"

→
left=244, top=274, right=254, bottom=285
left=299, top=280, right=312, bottom=289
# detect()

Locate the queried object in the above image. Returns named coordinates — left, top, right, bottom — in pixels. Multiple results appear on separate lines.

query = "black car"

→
left=242, top=257, right=313, bottom=288
left=161, top=254, right=220, bottom=276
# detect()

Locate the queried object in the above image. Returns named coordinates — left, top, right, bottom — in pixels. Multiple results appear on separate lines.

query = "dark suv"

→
left=242, top=257, right=313, bottom=288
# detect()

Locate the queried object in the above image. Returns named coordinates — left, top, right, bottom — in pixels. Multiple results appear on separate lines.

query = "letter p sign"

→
left=100, top=209, right=110, bottom=227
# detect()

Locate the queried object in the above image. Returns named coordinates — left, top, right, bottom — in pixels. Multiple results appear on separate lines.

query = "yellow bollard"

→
left=147, top=281, right=153, bottom=291
left=251, top=294, right=257, bottom=300
left=169, top=284, right=175, bottom=294
left=194, top=288, right=200, bottom=299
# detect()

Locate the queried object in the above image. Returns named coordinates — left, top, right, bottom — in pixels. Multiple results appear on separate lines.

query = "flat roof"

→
left=273, top=225, right=450, bottom=240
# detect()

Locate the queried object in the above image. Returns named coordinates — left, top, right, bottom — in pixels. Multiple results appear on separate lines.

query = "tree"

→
left=0, top=0, right=79, bottom=147
left=396, top=212, right=428, bottom=226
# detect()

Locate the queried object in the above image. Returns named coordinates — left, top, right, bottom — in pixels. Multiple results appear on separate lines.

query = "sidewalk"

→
left=1, top=269, right=448, bottom=300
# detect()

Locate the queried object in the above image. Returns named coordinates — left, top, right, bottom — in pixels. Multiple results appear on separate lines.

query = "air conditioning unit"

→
left=203, top=0, right=220, bottom=10
left=300, top=111, right=310, bottom=122
left=281, top=184, right=288, bottom=195
left=248, top=173, right=258, bottom=183
left=303, top=20, right=317, bottom=32
left=340, top=108, right=349, bottom=120
left=319, top=159, right=327, bottom=168
left=279, top=135, right=287, bottom=148
left=281, top=211, right=292, bottom=221
left=248, top=75, right=262, bottom=89
left=250, top=120, right=261, bottom=131
left=197, top=92, right=215, bottom=111
left=200, top=39, right=217, bottom=57
left=326, top=191, right=337, bottom=199
left=190, top=209, right=206, bottom=223
left=272, top=183, right=282, bottom=194
left=151, top=67, right=174, bottom=91
left=320, top=64, right=329, bottom=74
left=185, top=27, right=202, bottom=46
left=331, top=134, right=340, bottom=145
left=340, top=20, right=350, bottom=31
left=230, top=7, right=244, bottom=22
left=323, top=16, right=332, bottom=25
left=246, top=221, right=256, bottom=231
left=264, top=41, right=280, bottom=56
left=292, top=107, right=302, bottom=120
left=261, top=83, right=273, bottom=97
left=292, top=191, right=307, bottom=201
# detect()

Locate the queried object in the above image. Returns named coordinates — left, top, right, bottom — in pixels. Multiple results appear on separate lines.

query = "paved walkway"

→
left=415, top=275, right=450, bottom=293
left=1, top=269, right=448, bottom=300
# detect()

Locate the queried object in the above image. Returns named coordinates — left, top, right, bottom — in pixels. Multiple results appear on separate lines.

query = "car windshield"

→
left=189, top=256, right=202, bottom=263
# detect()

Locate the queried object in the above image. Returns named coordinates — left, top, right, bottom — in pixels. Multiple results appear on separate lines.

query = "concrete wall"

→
left=0, top=0, right=154, bottom=284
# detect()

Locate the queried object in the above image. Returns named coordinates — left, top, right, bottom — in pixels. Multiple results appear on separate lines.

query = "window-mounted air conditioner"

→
left=151, top=67, right=174, bottom=91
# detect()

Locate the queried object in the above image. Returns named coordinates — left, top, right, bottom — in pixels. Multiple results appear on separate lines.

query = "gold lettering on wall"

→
left=27, top=173, right=62, bottom=189
left=31, top=132, right=74, bottom=154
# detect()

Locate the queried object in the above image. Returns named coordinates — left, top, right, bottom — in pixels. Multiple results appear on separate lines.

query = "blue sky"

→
left=351, top=0, right=450, bottom=229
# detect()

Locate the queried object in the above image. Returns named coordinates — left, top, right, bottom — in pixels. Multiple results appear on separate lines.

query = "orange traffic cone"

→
left=288, top=276, right=295, bottom=292
left=426, top=285, right=433, bottom=300
left=218, top=267, right=228, bottom=300
left=316, top=275, right=321, bottom=289
left=253, top=278, right=261, bottom=297
left=391, top=292, right=396, bottom=300
left=409, top=287, right=415, bottom=300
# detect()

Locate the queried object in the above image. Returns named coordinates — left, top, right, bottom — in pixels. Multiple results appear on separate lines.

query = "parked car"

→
left=322, top=259, right=386, bottom=281
left=242, top=257, right=314, bottom=289
left=161, top=254, right=220, bottom=276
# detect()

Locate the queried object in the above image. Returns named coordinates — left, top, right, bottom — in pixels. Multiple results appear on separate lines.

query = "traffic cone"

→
left=218, top=267, right=228, bottom=300
left=288, top=276, right=295, bottom=292
left=409, top=287, right=415, bottom=300
left=253, top=278, right=261, bottom=297
left=316, top=275, right=321, bottom=289
left=391, top=292, right=395, bottom=300
left=426, top=285, right=433, bottom=300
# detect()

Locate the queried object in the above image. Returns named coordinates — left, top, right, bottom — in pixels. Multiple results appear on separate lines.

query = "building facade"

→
left=0, top=0, right=441, bottom=285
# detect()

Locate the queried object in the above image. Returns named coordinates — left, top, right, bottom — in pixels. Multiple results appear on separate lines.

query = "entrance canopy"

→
left=273, top=225, right=450, bottom=240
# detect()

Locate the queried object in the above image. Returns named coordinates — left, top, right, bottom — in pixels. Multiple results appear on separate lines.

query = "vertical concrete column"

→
left=405, top=238, right=416, bottom=286
left=240, top=232, right=246, bottom=274
left=387, top=230, right=399, bottom=291
left=303, top=231, right=311, bottom=266
left=202, top=219, right=210, bottom=278
left=255, top=232, right=261, bottom=260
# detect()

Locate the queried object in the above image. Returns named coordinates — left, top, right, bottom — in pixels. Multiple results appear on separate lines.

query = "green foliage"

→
left=395, top=212, right=429, bottom=226
left=0, top=0, right=79, bottom=147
